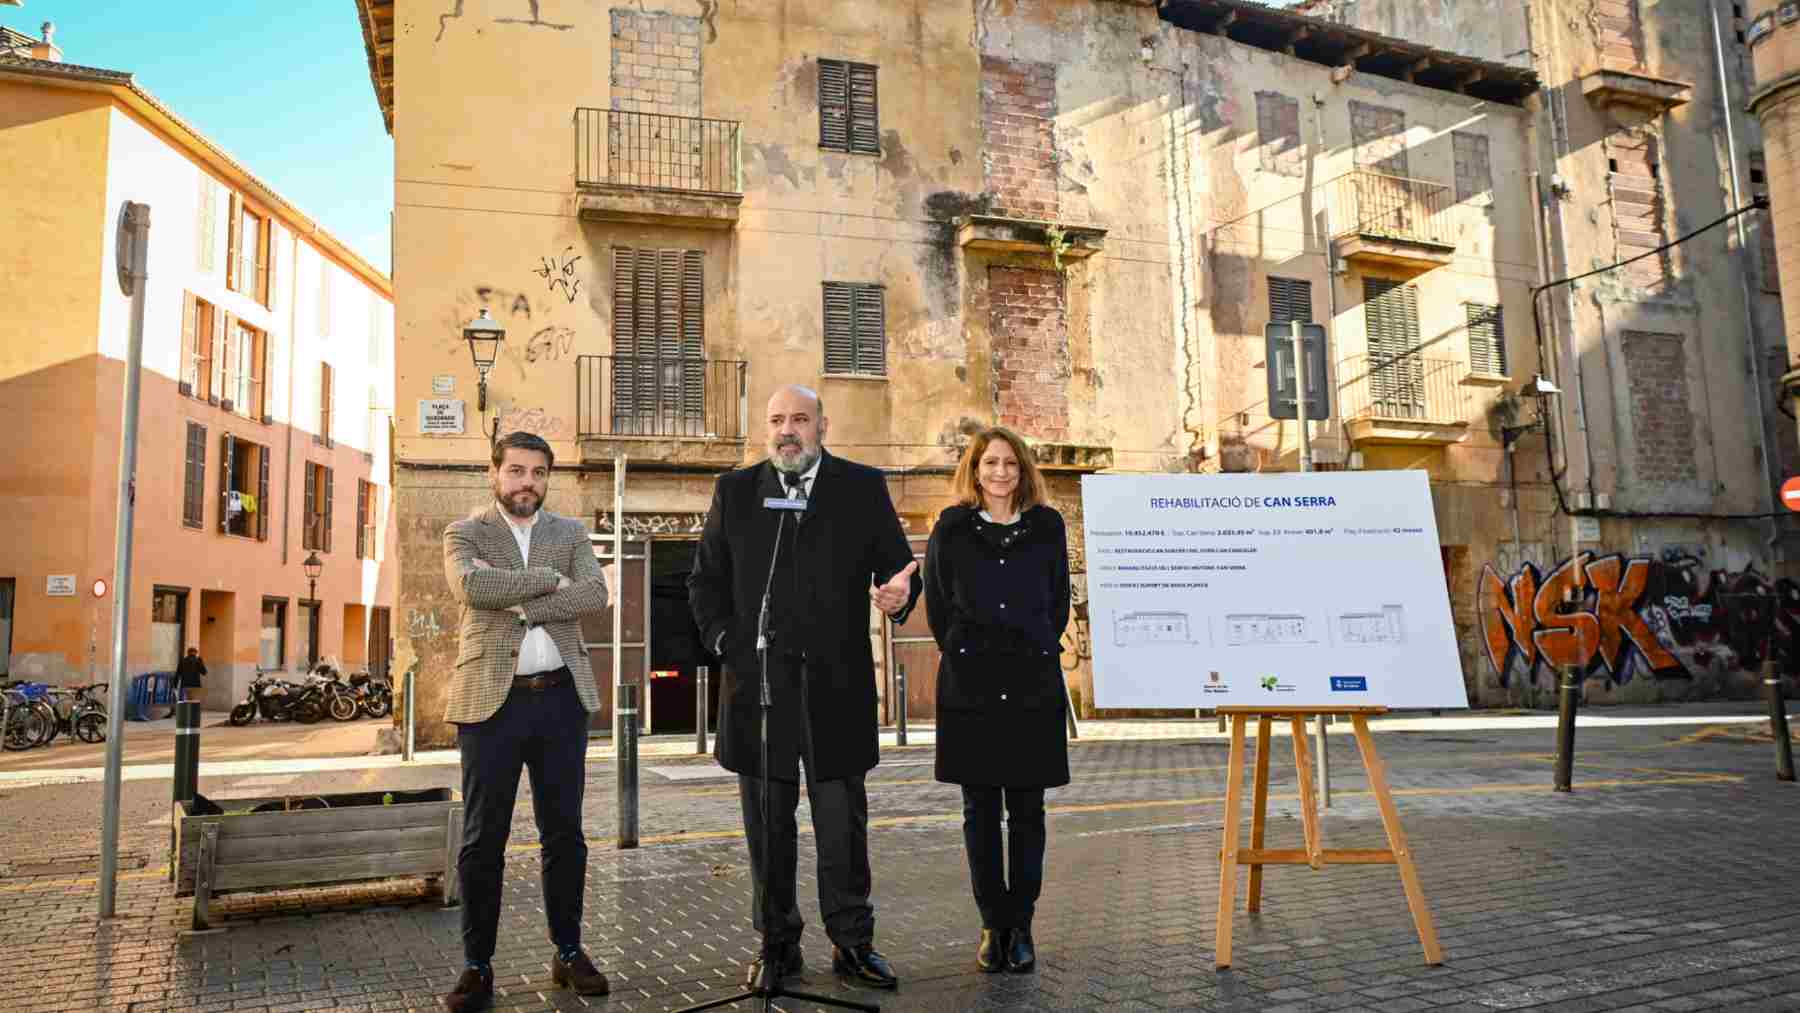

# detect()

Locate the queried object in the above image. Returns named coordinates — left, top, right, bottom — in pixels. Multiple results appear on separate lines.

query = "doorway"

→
left=0, top=578, right=14, bottom=677
left=369, top=606, right=392, bottom=679
left=646, top=538, right=713, bottom=736
left=198, top=590, right=235, bottom=708
left=151, top=586, right=189, bottom=672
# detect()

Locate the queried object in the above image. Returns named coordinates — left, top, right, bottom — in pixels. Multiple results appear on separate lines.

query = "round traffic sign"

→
left=1783, top=477, right=1800, bottom=513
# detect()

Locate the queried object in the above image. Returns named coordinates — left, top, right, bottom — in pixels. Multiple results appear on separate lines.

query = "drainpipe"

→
left=282, top=229, right=301, bottom=568
left=1711, top=3, right=1784, bottom=562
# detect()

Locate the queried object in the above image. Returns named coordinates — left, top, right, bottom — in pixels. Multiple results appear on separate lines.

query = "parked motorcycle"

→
left=346, top=670, right=392, bottom=719
left=308, top=661, right=360, bottom=723
left=229, top=672, right=299, bottom=725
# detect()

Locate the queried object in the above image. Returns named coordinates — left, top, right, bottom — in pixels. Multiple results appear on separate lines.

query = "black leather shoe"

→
left=551, top=951, right=610, bottom=996
left=1005, top=928, right=1036, bottom=973
left=976, top=929, right=1007, bottom=973
left=443, top=966, right=494, bottom=1011
left=832, top=943, right=899, bottom=989
left=746, top=941, right=803, bottom=992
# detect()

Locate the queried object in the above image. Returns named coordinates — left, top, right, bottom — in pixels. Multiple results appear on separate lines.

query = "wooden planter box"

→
left=172, top=788, right=463, bottom=930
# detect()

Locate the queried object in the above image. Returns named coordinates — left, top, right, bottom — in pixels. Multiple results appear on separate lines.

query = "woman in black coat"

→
left=925, top=426, right=1071, bottom=975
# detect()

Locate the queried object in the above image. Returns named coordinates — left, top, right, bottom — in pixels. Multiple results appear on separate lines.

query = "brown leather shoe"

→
left=551, top=951, right=611, bottom=996
left=442, top=966, right=494, bottom=1011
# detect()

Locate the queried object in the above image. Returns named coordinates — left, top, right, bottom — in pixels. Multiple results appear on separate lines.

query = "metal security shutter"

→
left=1364, top=277, right=1423, bottom=418
left=183, top=422, right=205, bottom=529
left=1268, top=276, right=1312, bottom=323
left=848, top=63, right=879, bottom=155
left=1466, top=303, right=1507, bottom=376
left=819, top=60, right=849, bottom=151
left=824, top=283, right=856, bottom=373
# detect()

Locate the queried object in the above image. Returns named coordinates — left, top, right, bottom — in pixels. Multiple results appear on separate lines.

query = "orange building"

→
left=0, top=30, right=396, bottom=709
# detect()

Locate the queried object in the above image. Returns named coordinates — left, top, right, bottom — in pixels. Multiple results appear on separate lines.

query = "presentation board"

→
left=1081, top=471, right=1467, bottom=710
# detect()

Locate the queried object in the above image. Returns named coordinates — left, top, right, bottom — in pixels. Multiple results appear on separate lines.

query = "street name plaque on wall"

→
left=417, top=399, right=466, bottom=435
left=46, top=575, right=76, bottom=597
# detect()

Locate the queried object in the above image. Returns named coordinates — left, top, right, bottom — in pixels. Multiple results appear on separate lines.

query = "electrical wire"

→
left=1528, top=195, right=1787, bottom=521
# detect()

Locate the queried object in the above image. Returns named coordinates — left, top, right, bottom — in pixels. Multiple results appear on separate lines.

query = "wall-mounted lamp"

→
left=463, top=308, right=505, bottom=412
left=1502, top=373, right=1562, bottom=446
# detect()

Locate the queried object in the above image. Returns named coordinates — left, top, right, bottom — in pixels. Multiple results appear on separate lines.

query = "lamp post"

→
left=302, top=552, right=322, bottom=668
left=464, top=308, right=505, bottom=444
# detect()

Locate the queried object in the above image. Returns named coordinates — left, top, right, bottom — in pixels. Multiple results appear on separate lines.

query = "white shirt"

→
left=503, top=507, right=566, bottom=676
left=782, top=457, right=821, bottom=499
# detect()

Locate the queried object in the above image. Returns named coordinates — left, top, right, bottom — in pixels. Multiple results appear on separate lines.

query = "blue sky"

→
left=5, top=2, right=394, bottom=273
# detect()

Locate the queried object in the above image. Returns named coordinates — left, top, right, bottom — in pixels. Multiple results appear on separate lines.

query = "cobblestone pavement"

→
left=0, top=713, right=1797, bottom=1011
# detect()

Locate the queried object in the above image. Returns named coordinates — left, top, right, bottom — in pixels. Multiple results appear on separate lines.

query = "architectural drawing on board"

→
left=1339, top=605, right=1406, bottom=646
left=1114, top=611, right=1196, bottom=647
left=1223, top=612, right=1317, bottom=647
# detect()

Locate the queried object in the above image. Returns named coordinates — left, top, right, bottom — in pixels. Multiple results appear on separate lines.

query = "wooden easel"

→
left=1214, top=706, right=1443, bottom=969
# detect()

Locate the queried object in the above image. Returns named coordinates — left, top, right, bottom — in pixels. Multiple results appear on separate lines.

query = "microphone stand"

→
left=676, top=504, right=877, bottom=1013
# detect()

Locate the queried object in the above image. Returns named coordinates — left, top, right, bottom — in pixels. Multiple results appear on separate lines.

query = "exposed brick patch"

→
left=989, top=267, right=1069, bottom=442
left=980, top=56, right=1058, bottom=221
left=1255, top=91, right=1302, bottom=177
left=610, top=9, right=702, bottom=117
left=1453, top=131, right=1492, bottom=203
left=1622, top=330, right=1699, bottom=484
left=1349, top=100, right=1408, bottom=178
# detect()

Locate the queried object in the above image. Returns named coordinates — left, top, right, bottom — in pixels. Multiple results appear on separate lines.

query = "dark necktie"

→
left=786, top=475, right=808, bottom=502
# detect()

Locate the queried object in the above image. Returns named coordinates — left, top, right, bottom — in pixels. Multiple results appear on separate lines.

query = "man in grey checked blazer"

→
left=438, top=431, right=615, bottom=1012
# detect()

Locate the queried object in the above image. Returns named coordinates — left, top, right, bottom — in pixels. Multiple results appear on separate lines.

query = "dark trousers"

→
left=961, top=786, right=1046, bottom=931
left=735, top=653, right=874, bottom=950
left=456, top=674, right=589, bottom=964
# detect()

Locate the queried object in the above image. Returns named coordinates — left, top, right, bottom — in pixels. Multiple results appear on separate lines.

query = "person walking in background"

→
left=175, top=647, right=206, bottom=705
left=925, top=426, right=1072, bottom=974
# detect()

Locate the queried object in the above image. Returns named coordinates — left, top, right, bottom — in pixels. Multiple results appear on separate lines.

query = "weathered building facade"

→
left=357, top=0, right=1793, bottom=746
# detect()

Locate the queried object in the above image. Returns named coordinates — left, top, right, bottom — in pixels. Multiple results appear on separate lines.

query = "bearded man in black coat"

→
left=688, top=384, right=922, bottom=993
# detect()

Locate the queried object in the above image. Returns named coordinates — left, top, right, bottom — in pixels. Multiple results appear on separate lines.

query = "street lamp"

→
left=463, top=308, right=505, bottom=412
left=302, top=551, right=323, bottom=667
left=1501, top=373, right=1562, bottom=446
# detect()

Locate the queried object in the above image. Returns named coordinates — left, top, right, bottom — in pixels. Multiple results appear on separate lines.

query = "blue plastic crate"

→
left=126, top=672, right=177, bottom=721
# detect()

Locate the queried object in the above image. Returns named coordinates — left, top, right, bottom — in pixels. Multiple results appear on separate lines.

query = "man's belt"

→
left=513, top=667, right=571, bottom=691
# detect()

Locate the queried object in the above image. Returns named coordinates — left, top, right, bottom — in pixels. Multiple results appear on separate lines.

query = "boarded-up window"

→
left=1607, top=131, right=1669, bottom=289
left=823, top=282, right=886, bottom=376
left=1622, top=331, right=1698, bottom=483
left=1255, top=91, right=1302, bottom=176
left=1365, top=277, right=1424, bottom=418
left=819, top=59, right=879, bottom=155
left=1466, top=303, right=1508, bottom=376
left=611, top=247, right=705, bottom=430
left=1453, top=131, right=1492, bottom=203
left=1349, top=100, right=1409, bottom=178
left=1268, top=276, right=1313, bottom=323
left=183, top=422, right=206, bottom=529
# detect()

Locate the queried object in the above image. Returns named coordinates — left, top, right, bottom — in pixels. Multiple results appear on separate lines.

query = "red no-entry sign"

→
left=1783, top=477, right=1800, bottom=512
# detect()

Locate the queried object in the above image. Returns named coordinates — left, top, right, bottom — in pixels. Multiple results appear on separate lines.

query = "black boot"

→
left=976, top=929, right=1008, bottom=973
left=1005, top=927, right=1036, bottom=973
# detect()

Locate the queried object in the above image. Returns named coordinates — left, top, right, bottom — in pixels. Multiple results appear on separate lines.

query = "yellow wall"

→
left=0, top=80, right=111, bottom=674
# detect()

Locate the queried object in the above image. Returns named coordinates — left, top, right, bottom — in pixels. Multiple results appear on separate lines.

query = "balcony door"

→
left=612, top=247, right=706, bottom=437
left=1364, top=277, right=1425, bottom=419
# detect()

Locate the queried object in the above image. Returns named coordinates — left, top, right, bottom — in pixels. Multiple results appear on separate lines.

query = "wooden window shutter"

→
left=611, top=247, right=638, bottom=418
left=681, top=250, right=705, bottom=420
left=219, top=432, right=235, bottom=533
left=1268, top=277, right=1312, bottom=323
left=323, top=467, right=334, bottom=554
left=1466, top=303, right=1508, bottom=376
left=226, top=194, right=242, bottom=292
left=183, top=422, right=206, bottom=529
left=180, top=293, right=198, bottom=394
left=356, top=478, right=369, bottom=559
left=256, top=220, right=271, bottom=306
left=196, top=178, right=216, bottom=274
left=220, top=313, right=239, bottom=412
left=848, top=64, right=880, bottom=155
left=823, top=282, right=855, bottom=373
left=1364, top=277, right=1423, bottom=415
left=210, top=309, right=228, bottom=404
left=819, top=59, right=849, bottom=151
left=303, top=463, right=317, bottom=550
left=256, top=444, right=271, bottom=541
left=853, top=284, right=886, bottom=375
left=320, top=363, right=334, bottom=445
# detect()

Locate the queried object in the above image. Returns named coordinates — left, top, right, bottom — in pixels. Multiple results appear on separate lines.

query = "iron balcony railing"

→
left=1338, top=353, right=1470, bottom=426
left=576, top=355, right=747, bottom=441
left=1331, top=170, right=1454, bottom=248
left=574, top=108, right=742, bottom=194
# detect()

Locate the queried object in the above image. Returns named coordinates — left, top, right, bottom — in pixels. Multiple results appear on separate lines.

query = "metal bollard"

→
left=696, top=665, right=710, bottom=755
left=402, top=664, right=417, bottom=762
left=617, top=683, right=639, bottom=849
left=895, top=664, right=908, bottom=747
left=1764, top=658, right=1795, bottom=782
left=1553, top=665, right=1579, bottom=792
left=172, top=701, right=201, bottom=804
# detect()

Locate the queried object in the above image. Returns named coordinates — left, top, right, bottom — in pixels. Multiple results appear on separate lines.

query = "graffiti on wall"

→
left=1060, top=568, right=1091, bottom=674
left=1479, top=547, right=1800, bottom=686
left=497, top=406, right=567, bottom=438
left=535, top=246, right=583, bottom=303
